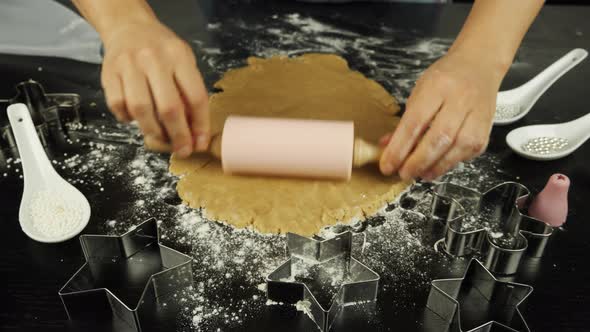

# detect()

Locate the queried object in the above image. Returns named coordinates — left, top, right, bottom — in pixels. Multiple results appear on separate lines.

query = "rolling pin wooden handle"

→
left=352, top=138, right=383, bottom=168
left=145, top=132, right=379, bottom=169
left=144, top=134, right=222, bottom=159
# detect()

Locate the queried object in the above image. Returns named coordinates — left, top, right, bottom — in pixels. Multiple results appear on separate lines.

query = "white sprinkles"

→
left=522, top=136, right=569, bottom=155
left=30, top=189, right=85, bottom=238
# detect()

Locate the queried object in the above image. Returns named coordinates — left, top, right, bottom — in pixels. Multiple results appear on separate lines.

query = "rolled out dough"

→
left=170, top=54, right=412, bottom=236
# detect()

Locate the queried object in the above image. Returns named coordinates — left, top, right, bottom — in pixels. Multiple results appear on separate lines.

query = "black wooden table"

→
left=1, top=1, right=589, bottom=331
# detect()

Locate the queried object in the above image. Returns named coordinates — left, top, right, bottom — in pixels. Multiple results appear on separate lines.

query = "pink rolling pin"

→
left=147, top=115, right=382, bottom=180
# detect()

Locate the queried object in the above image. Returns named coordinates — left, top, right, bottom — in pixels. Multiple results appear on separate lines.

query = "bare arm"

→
left=451, top=0, right=544, bottom=73
left=72, top=0, right=157, bottom=35
left=380, top=0, right=544, bottom=180
left=72, top=0, right=210, bottom=157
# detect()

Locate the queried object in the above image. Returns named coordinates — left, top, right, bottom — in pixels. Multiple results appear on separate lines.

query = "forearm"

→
left=449, top=0, right=544, bottom=77
left=71, top=0, right=158, bottom=41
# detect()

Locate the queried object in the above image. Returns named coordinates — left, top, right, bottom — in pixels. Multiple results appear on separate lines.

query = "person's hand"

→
left=379, top=50, right=505, bottom=181
left=100, top=18, right=209, bottom=157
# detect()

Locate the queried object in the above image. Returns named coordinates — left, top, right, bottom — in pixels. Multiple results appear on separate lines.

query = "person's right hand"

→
left=100, top=17, right=209, bottom=157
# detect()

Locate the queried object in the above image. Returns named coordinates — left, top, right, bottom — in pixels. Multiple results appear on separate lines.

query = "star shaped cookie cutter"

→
left=1, top=80, right=82, bottom=150
left=266, top=231, right=379, bottom=332
left=426, top=259, right=533, bottom=332
left=430, top=181, right=554, bottom=275
left=59, top=218, right=193, bottom=332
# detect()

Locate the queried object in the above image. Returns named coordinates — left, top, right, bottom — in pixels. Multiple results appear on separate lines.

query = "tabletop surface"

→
left=1, top=1, right=590, bottom=332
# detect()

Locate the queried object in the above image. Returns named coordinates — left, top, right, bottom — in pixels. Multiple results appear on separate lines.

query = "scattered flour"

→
left=295, top=300, right=312, bottom=316
left=196, top=13, right=452, bottom=103
left=1, top=116, right=509, bottom=330
left=0, top=13, right=513, bottom=330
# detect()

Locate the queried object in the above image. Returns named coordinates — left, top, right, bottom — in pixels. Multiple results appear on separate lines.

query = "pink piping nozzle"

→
left=528, top=173, right=570, bottom=227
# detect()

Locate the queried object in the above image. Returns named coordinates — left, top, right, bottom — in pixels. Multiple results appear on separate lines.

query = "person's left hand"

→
left=379, top=50, right=505, bottom=181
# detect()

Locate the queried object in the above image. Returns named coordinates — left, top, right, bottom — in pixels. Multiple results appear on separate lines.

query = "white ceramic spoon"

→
left=506, top=112, right=590, bottom=161
left=7, top=103, right=90, bottom=243
left=494, top=48, right=588, bottom=125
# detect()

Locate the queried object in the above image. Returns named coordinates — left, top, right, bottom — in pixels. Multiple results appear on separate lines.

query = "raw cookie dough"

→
left=170, top=54, right=412, bottom=236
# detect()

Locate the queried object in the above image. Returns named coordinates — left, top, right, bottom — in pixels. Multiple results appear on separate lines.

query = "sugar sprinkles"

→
left=495, top=103, right=522, bottom=121
left=29, top=189, right=85, bottom=238
left=522, top=136, right=569, bottom=155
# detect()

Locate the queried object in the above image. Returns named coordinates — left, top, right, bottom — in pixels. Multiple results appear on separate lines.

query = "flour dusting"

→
left=0, top=116, right=508, bottom=330
left=0, top=12, right=514, bottom=331
left=197, top=13, right=452, bottom=103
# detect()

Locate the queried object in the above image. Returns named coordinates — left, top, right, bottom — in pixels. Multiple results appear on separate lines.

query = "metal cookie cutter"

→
left=0, top=80, right=82, bottom=150
left=430, top=182, right=554, bottom=275
left=426, top=259, right=533, bottom=332
left=266, top=231, right=379, bottom=332
left=59, top=218, right=193, bottom=332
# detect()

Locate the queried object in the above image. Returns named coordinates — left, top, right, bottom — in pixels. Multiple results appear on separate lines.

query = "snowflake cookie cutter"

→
left=59, top=218, right=193, bottom=332
left=430, top=181, right=554, bottom=275
left=426, top=258, right=533, bottom=332
left=266, top=231, right=379, bottom=332
left=1, top=80, right=82, bottom=150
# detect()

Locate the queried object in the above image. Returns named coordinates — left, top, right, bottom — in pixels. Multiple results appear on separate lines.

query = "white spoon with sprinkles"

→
left=494, top=48, right=588, bottom=125
left=7, top=103, right=90, bottom=243
left=506, top=112, right=590, bottom=161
